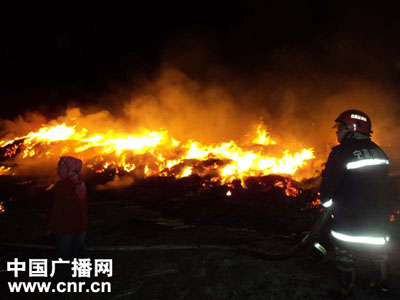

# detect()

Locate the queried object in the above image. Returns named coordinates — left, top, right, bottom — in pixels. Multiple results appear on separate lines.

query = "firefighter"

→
left=320, top=109, right=391, bottom=297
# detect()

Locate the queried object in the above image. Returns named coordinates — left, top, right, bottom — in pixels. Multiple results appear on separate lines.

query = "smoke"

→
left=1, top=24, right=400, bottom=181
left=0, top=112, right=47, bottom=139
left=122, top=68, right=258, bottom=144
left=1, top=64, right=399, bottom=181
left=140, top=32, right=400, bottom=175
left=156, top=25, right=400, bottom=170
left=96, top=175, right=134, bottom=190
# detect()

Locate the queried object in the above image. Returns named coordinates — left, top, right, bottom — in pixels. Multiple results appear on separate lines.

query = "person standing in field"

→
left=48, top=156, right=88, bottom=281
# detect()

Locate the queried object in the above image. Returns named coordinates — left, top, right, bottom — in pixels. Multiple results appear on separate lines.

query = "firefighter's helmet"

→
left=335, top=110, right=372, bottom=136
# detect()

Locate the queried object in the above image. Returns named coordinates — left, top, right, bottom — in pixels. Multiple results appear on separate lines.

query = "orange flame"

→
left=0, top=166, right=11, bottom=176
left=0, top=119, right=315, bottom=184
left=252, top=124, right=276, bottom=145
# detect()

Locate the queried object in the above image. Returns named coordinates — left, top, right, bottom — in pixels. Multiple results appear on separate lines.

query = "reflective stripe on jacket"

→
left=320, top=137, right=390, bottom=237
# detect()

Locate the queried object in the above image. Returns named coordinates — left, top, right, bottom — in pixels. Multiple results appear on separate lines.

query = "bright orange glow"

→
left=252, top=124, right=276, bottom=145
left=0, top=202, right=4, bottom=214
left=179, top=166, right=193, bottom=178
left=274, top=179, right=301, bottom=197
left=28, top=124, right=76, bottom=143
left=123, top=163, right=136, bottom=172
left=311, top=192, right=321, bottom=207
left=0, top=166, right=11, bottom=176
left=391, top=210, right=400, bottom=222
left=45, top=184, right=55, bottom=191
left=0, top=119, right=315, bottom=184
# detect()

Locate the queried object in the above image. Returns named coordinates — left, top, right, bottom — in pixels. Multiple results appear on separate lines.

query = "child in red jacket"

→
left=48, top=156, right=88, bottom=280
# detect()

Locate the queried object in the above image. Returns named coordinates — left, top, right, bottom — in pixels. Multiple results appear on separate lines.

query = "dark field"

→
left=1, top=174, right=400, bottom=299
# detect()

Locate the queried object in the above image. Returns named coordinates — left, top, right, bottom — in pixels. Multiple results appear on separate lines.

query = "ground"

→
left=0, top=175, right=399, bottom=299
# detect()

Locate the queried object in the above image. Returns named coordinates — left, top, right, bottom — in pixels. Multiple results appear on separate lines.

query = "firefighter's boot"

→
left=370, top=258, right=389, bottom=293
left=336, top=265, right=356, bottom=297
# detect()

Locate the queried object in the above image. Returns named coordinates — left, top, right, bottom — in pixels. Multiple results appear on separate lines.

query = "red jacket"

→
left=48, top=178, right=88, bottom=234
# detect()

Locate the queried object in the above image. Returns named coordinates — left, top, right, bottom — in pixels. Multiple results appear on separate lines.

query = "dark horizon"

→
left=1, top=1, right=400, bottom=120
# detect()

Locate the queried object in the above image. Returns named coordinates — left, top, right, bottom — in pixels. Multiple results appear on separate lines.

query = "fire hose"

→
left=236, top=209, right=332, bottom=260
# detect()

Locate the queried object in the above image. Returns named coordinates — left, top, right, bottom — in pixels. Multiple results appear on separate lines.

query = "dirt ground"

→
left=0, top=175, right=400, bottom=299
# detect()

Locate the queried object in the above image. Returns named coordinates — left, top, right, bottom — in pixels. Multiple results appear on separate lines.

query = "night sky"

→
left=1, top=1, right=400, bottom=119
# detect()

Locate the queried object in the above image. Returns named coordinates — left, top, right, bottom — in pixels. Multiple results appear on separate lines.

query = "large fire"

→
left=0, top=116, right=315, bottom=187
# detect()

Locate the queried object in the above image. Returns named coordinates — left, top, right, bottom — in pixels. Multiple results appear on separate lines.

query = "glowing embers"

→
left=0, top=201, right=4, bottom=213
left=3, top=144, right=19, bottom=158
left=346, top=159, right=389, bottom=170
left=311, top=192, right=321, bottom=208
left=331, top=230, right=389, bottom=245
left=390, top=210, right=400, bottom=223
left=273, top=178, right=301, bottom=197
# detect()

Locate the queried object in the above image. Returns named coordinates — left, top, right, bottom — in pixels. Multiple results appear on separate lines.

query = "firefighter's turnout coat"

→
left=320, top=136, right=390, bottom=245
